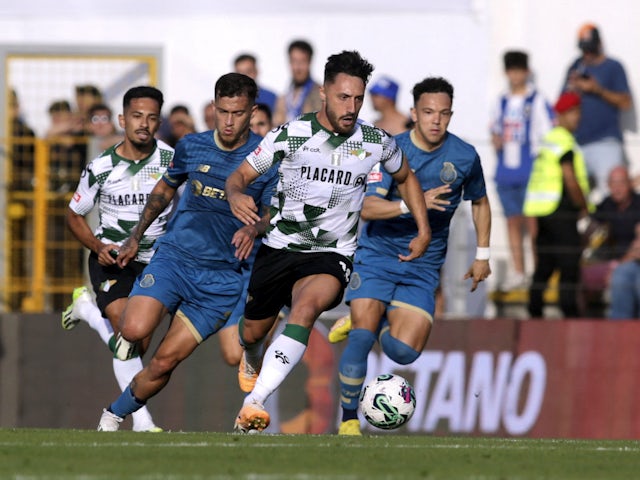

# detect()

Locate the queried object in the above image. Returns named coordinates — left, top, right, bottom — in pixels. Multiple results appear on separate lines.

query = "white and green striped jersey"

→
left=69, top=139, right=175, bottom=264
left=247, top=113, right=403, bottom=257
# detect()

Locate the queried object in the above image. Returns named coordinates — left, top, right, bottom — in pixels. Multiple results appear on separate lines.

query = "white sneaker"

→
left=132, top=409, right=162, bottom=432
left=97, top=408, right=123, bottom=432
left=61, top=286, right=93, bottom=330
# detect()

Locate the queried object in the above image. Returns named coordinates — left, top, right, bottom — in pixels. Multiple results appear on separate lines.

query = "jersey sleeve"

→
left=68, top=162, right=99, bottom=216
left=462, top=152, right=488, bottom=201
left=246, top=128, right=281, bottom=175
left=610, top=59, right=630, bottom=93
left=365, top=162, right=394, bottom=199
left=379, top=132, right=403, bottom=175
left=161, top=138, right=189, bottom=188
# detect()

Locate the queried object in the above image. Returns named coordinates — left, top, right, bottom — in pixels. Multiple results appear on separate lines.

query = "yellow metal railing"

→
left=3, top=136, right=85, bottom=312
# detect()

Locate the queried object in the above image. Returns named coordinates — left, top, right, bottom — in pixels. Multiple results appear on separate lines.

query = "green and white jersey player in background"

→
left=63, top=86, right=174, bottom=432
left=226, top=50, right=431, bottom=433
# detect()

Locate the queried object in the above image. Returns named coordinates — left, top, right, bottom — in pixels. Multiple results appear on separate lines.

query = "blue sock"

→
left=339, top=328, right=376, bottom=419
left=379, top=328, right=420, bottom=365
left=109, top=385, right=146, bottom=419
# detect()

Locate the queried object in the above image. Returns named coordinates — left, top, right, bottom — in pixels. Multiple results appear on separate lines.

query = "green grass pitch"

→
left=1, top=429, right=639, bottom=479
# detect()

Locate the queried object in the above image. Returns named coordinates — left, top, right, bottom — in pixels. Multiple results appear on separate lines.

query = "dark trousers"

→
left=528, top=210, right=582, bottom=318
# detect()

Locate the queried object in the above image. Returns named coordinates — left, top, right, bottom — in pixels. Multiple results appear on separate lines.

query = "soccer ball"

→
left=359, top=374, right=416, bottom=430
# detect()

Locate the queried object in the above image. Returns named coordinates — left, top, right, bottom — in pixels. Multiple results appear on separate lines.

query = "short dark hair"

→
left=123, top=86, right=164, bottom=111
left=411, top=77, right=454, bottom=104
left=169, top=104, right=190, bottom=116
left=288, top=39, right=314, bottom=58
left=324, top=50, right=374, bottom=86
left=48, top=100, right=71, bottom=114
left=75, top=84, right=102, bottom=97
left=254, top=103, right=272, bottom=122
left=234, top=53, right=257, bottom=66
left=503, top=50, right=529, bottom=70
left=215, top=73, right=258, bottom=103
left=88, top=103, right=112, bottom=118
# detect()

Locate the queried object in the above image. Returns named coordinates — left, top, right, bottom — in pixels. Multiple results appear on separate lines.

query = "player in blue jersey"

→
left=336, top=76, right=492, bottom=435
left=96, top=73, right=278, bottom=431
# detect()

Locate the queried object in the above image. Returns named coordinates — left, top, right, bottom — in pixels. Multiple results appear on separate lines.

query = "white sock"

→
left=246, top=332, right=307, bottom=406
left=112, top=357, right=157, bottom=431
left=76, top=300, right=113, bottom=345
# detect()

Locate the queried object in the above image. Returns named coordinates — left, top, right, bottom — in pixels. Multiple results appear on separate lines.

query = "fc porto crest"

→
left=440, top=162, right=457, bottom=185
left=139, top=274, right=155, bottom=288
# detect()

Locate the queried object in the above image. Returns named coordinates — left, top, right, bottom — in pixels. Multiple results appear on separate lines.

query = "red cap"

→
left=554, top=92, right=581, bottom=113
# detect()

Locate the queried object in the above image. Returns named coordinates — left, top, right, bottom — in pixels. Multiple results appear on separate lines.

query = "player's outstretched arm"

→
left=225, top=160, right=262, bottom=226
left=117, top=179, right=177, bottom=267
left=463, top=195, right=492, bottom=292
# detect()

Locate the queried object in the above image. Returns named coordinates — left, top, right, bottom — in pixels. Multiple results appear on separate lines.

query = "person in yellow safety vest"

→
left=524, top=91, right=590, bottom=318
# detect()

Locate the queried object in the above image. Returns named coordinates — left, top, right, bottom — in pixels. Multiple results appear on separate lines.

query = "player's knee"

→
left=119, top=317, right=147, bottom=342
left=220, top=344, right=242, bottom=366
left=379, top=330, right=420, bottom=365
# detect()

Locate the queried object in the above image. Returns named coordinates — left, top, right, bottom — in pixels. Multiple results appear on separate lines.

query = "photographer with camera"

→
left=562, top=23, right=632, bottom=204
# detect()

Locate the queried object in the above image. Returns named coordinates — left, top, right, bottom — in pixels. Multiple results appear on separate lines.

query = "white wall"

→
left=1, top=0, right=638, bottom=295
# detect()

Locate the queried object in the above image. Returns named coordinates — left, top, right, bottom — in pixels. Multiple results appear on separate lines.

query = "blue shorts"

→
left=496, top=183, right=526, bottom=217
left=345, top=251, right=439, bottom=319
left=130, top=248, right=243, bottom=343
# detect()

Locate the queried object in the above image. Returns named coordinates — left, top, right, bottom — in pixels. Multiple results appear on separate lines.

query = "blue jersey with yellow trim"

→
left=357, top=130, right=486, bottom=268
left=157, top=130, right=277, bottom=268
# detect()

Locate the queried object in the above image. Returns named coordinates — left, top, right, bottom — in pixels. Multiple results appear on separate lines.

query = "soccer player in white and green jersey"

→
left=226, top=50, right=432, bottom=433
left=64, top=86, right=174, bottom=432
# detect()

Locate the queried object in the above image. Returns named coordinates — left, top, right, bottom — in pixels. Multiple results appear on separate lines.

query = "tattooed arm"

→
left=116, top=179, right=178, bottom=267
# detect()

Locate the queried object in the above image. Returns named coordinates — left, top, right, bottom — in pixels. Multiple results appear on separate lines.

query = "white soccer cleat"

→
left=97, top=408, right=123, bottom=432
left=114, top=333, right=137, bottom=361
left=61, top=286, right=93, bottom=331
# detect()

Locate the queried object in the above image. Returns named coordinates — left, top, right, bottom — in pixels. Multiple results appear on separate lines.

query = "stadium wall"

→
left=1, top=313, right=639, bottom=439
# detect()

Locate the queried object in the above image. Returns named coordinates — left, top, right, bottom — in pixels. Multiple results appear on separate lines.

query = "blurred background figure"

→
left=368, top=76, right=410, bottom=135
left=45, top=99, right=87, bottom=309
left=608, top=223, right=640, bottom=319
left=9, top=88, right=36, bottom=191
left=250, top=103, right=273, bottom=137
left=203, top=102, right=216, bottom=131
left=490, top=51, right=555, bottom=291
left=273, top=39, right=322, bottom=126
left=562, top=23, right=632, bottom=204
left=46, top=99, right=87, bottom=192
left=524, top=92, right=589, bottom=319
left=234, top=53, right=277, bottom=113
left=86, top=103, right=123, bottom=159
left=581, top=166, right=640, bottom=317
left=8, top=88, right=36, bottom=310
left=159, top=104, right=196, bottom=147
left=74, top=84, right=104, bottom=136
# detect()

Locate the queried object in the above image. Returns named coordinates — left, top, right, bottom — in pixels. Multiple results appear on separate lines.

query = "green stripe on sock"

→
left=238, top=316, right=249, bottom=346
left=109, top=334, right=139, bottom=359
left=282, top=323, right=310, bottom=345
